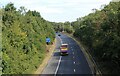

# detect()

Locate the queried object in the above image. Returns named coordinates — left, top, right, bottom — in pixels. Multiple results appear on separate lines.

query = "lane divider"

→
left=74, top=69, right=76, bottom=72
left=54, top=56, right=62, bottom=76
left=57, top=35, right=62, bottom=44
left=54, top=35, right=62, bottom=76
left=74, top=61, right=76, bottom=64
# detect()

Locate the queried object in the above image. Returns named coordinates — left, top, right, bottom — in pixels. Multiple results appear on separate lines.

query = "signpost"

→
left=46, top=37, right=50, bottom=45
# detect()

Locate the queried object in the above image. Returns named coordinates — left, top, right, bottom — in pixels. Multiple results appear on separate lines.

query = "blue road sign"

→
left=46, top=37, right=50, bottom=43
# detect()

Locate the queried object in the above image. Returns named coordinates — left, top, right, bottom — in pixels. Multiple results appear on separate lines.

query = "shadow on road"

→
left=53, top=51, right=60, bottom=56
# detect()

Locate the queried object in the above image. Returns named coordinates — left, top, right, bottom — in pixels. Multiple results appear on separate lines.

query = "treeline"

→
left=2, top=3, right=55, bottom=74
left=73, top=1, right=120, bottom=74
left=53, top=21, right=74, bottom=34
left=0, top=7, right=2, bottom=75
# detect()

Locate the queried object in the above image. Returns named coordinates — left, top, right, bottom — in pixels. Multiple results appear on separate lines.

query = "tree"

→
left=18, top=6, right=27, bottom=15
left=73, top=1, right=120, bottom=74
left=4, top=2, right=16, bottom=11
left=2, top=3, right=55, bottom=74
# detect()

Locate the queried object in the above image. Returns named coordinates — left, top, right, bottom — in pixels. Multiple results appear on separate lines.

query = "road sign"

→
left=46, top=37, right=50, bottom=43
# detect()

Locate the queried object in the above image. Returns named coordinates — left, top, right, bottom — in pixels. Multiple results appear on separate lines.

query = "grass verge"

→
left=34, top=38, right=56, bottom=75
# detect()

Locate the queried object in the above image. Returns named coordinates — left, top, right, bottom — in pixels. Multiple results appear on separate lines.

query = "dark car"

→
left=58, top=34, right=61, bottom=36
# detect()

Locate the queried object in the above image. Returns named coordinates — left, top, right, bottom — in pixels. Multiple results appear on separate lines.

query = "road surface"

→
left=41, top=33, right=92, bottom=76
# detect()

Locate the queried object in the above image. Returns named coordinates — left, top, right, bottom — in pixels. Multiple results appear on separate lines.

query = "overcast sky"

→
left=1, top=0, right=112, bottom=22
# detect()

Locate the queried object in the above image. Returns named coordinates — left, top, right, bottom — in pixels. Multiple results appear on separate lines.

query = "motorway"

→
left=41, top=33, right=92, bottom=76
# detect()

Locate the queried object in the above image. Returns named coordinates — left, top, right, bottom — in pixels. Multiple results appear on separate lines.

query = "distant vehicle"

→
left=58, top=34, right=61, bottom=36
left=60, top=44, right=68, bottom=55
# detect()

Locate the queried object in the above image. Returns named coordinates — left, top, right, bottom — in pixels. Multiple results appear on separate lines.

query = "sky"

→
left=0, top=0, right=112, bottom=22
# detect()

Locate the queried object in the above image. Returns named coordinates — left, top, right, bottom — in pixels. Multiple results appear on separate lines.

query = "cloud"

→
left=1, top=0, right=112, bottom=22
left=32, top=6, right=63, bottom=14
left=112, top=0, right=120, bottom=2
left=1, top=0, right=64, bottom=14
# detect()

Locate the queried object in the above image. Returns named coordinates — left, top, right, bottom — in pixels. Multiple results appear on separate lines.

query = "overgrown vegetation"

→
left=53, top=21, right=74, bottom=34
left=73, top=1, right=120, bottom=74
left=0, top=7, right=2, bottom=75
left=2, top=3, right=55, bottom=74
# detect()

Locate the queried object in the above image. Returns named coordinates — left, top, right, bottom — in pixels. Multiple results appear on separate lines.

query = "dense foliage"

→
left=0, top=8, right=2, bottom=75
left=73, top=2, right=120, bottom=74
left=53, top=21, right=73, bottom=34
left=2, top=3, right=55, bottom=74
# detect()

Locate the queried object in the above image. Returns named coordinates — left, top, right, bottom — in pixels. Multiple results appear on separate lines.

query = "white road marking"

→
left=73, top=52, right=74, bottom=55
left=74, top=69, right=76, bottom=72
left=74, top=61, right=76, bottom=64
left=58, top=36, right=62, bottom=44
left=54, top=36, right=62, bottom=76
left=54, top=56, right=62, bottom=76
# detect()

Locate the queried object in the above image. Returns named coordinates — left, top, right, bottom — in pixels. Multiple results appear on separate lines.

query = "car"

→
left=60, top=44, right=68, bottom=56
left=58, top=34, right=61, bottom=36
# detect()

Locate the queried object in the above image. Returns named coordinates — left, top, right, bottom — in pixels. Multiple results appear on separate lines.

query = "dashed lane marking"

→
left=74, top=61, right=76, bottom=64
left=74, top=69, right=76, bottom=72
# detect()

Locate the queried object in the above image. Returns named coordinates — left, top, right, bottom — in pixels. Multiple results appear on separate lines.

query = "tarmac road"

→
left=41, top=33, right=92, bottom=76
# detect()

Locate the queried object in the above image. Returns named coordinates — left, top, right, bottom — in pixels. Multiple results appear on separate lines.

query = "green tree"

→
left=2, top=3, right=55, bottom=74
left=73, top=1, right=120, bottom=74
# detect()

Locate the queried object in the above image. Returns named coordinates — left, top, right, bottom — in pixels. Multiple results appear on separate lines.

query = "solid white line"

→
left=54, top=56, right=62, bottom=76
left=74, top=69, right=76, bottom=72
left=54, top=35, right=64, bottom=76
left=57, top=36, right=62, bottom=44
left=54, top=35, right=62, bottom=76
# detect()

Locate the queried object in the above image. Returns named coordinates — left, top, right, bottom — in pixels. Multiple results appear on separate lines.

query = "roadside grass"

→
left=34, top=39, right=56, bottom=75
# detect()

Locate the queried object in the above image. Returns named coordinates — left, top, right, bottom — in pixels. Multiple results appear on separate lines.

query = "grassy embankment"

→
left=2, top=3, right=55, bottom=74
